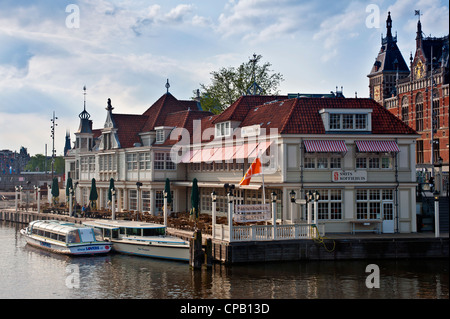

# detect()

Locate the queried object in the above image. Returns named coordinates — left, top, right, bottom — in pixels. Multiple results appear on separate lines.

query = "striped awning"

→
left=304, top=140, right=348, bottom=153
left=356, top=140, right=399, bottom=153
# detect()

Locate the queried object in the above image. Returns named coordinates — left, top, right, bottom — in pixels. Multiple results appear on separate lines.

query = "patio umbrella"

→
left=164, top=178, right=172, bottom=205
left=65, top=177, right=73, bottom=204
left=108, top=178, right=115, bottom=202
left=89, top=178, right=98, bottom=209
left=51, top=177, right=59, bottom=205
left=190, top=178, right=199, bottom=220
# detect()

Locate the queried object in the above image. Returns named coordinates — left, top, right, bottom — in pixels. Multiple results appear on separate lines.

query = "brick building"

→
left=368, top=12, right=449, bottom=194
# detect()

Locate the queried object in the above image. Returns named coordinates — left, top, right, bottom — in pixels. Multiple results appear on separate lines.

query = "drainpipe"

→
left=395, top=140, right=399, bottom=233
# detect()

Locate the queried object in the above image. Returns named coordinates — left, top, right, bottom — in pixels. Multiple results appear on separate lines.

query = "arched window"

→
left=401, top=96, right=409, bottom=123
left=415, top=93, right=423, bottom=131
left=432, top=89, right=440, bottom=130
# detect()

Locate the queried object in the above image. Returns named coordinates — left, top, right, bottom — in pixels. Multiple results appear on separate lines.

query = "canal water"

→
left=1, top=221, right=448, bottom=300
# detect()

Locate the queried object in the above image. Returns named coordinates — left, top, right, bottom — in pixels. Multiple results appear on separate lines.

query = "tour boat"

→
left=82, top=219, right=190, bottom=262
left=20, top=220, right=112, bottom=255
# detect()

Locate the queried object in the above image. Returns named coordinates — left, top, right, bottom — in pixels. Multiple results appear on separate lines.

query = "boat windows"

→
left=142, top=227, right=165, bottom=237
left=111, top=229, right=119, bottom=239
left=93, top=228, right=103, bottom=241
left=59, top=235, right=66, bottom=243
left=67, top=230, right=81, bottom=244
left=127, top=228, right=142, bottom=236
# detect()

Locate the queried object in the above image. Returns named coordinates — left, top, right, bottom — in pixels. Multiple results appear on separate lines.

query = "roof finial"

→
left=106, top=98, right=114, bottom=111
left=83, top=85, right=87, bottom=111
left=165, top=79, right=170, bottom=94
left=386, top=11, right=392, bottom=38
left=415, top=9, right=422, bottom=21
left=79, top=86, right=90, bottom=120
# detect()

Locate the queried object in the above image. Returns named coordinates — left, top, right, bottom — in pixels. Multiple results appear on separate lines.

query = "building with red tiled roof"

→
left=66, top=85, right=420, bottom=235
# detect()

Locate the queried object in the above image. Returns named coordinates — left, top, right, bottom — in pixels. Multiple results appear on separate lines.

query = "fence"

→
left=213, top=223, right=325, bottom=242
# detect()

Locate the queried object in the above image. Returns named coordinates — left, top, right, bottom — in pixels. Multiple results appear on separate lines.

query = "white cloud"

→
left=313, top=2, right=367, bottom=62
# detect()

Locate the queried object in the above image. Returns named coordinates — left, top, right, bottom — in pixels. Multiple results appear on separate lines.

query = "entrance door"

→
left=382, top=202, right=394, bottom=233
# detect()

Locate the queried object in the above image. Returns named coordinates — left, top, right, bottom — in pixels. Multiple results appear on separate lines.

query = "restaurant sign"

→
left=332, top=170, right=367, bottom=182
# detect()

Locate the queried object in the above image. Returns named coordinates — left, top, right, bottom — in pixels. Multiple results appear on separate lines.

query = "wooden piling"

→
left=189, top=229, right=204, bottom=269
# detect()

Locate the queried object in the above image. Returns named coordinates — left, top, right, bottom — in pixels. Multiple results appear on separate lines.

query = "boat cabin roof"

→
left=29, top=220, right=93, bottom=235
left=83, top=219, right=165, bottom=230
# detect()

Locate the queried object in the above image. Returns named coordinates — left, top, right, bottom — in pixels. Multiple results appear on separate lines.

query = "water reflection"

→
left=0, top=222, right=448, bottom=299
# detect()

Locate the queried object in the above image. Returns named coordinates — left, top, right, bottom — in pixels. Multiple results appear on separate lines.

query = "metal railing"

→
left=213, top=223, right=325, bottom=242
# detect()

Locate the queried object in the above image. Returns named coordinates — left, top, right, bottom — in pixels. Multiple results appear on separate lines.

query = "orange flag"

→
left=239, top=157, right=262, bottom=186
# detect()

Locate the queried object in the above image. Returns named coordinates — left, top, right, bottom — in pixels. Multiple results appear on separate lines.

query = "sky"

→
left=0, top=0, right=448, bottom=156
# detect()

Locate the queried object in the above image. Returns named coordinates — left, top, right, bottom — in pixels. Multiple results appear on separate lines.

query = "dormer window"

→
left=215, top=121, right=231, bottom=138
left=156, top=130, right=165, bottom=143
left=320, top=109, right=372, bottom=132
left=155, top=126, right=174, bottom=144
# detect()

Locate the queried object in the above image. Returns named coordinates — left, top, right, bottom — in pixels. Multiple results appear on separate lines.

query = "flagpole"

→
left=260, top=150, right=265, bottom=205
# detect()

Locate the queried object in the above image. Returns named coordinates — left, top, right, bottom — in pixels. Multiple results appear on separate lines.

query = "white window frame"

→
left=215, top=121, right=231, bottom=138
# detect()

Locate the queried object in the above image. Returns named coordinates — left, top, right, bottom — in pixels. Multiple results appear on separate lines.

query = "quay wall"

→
left=2, top=210, right=448, bottom=264
left=212, top=237, right=449, bottom=264
left=0, top=210, right=82, bottom=225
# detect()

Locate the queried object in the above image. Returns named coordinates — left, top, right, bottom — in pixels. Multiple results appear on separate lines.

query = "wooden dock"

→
left=1, top=209, right=448, bottom=264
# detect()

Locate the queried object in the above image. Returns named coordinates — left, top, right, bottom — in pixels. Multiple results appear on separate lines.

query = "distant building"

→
left=0, top=147, right=30, bottom=175
left=368, top=12, right=449, bottom=195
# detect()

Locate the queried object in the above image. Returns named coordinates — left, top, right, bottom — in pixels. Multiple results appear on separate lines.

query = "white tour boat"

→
left=83, top=219, right=190, bottom=262
left=20, top=220, right=112, bottom=255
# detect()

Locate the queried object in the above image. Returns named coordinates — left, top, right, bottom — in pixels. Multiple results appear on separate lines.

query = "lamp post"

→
left=34, top=186, right=41, bottom=213
left=111, top=188, right=116, bottom=221
left=312, top=191, right=320, bottom=225
left=136, top=182, right=142, bottom=221
left=163, top=190, right=168, bottom=227
left=211, top=191, right=217, bottom=239
left=69, top=187, right=73, bottom=217
left=434, top=190, right=440, bottom=238
left=74, top=182, right=78, bottom=216
left=227, top=190, right=234, bottom=242
left=271, top=191, right=278, bottom=240
left=290, top=190, right=296, bottom=222
left=306, top=191, right=313, bottom=226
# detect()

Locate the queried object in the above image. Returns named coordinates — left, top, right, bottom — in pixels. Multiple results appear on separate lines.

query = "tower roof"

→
left=368, top=12, right=409, bottom=76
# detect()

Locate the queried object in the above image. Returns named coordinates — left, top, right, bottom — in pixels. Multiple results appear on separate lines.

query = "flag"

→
left=239, top=157, right=262, bottom=186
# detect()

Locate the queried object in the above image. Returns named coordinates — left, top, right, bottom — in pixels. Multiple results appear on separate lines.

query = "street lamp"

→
left=271, top=192, right=277, bottom=239
left=111, top=187, right=116, bottom=221
left=312, top=191, right=320, bottom=225
left=211, top=191, right=217, bottom=238
left=434, top=189, right=440, bottom=238
left=290, top=190, right=296, bottom=203
left=227, top=190, right=234, bottom=242
left=136, top=182, right=142, bottom=221
left=34, top=185, right=41, bottom=213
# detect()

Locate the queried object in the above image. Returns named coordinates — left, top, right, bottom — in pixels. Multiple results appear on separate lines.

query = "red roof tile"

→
left=112, top=114, right=148, bottom=148
left=240, top=98, right=417, bottom=135
left=213, top=95, right=288, bottom=124
left=141, top=93, right=193, bottom=132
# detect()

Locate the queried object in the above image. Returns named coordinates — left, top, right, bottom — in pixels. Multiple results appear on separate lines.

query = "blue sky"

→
left=0, top=0, right=448, bottom=156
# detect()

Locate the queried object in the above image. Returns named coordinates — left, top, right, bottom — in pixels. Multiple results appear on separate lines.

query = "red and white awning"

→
left=304, top=140, right=348, bottom=153
left=355, top=140, right=399, bottom=153
left=186, top=141, right=274, bottom=163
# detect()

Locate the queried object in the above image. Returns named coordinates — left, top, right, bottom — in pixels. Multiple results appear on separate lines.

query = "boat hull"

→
left=21, top=229, right=111, bottom=256
left=111, top=240, right=190, bottom=262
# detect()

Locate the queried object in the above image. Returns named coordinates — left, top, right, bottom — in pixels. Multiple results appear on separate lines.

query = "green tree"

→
left=25, top=154, right=65, bottom=174
left=195, top=54, right=284, bottom=114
